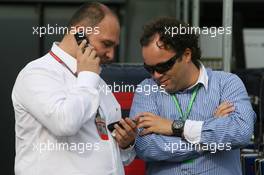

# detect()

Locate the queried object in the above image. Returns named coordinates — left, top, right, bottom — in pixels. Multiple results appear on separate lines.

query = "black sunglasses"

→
left=144, top=54, right=180, bottom=74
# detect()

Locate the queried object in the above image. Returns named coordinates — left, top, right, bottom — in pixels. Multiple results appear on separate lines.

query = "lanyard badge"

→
left=171, top=85, right=200, bottom=164
left=95, top=109, right=109, bottom=140
left=172, top=84, right=200, bottom=121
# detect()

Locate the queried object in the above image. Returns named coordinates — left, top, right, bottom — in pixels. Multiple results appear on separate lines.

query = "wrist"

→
left=120, top=140, right=135, bottom=149
left=167, top=120, right=174, bottom=136
left=171, top=120, right=185, bottom=137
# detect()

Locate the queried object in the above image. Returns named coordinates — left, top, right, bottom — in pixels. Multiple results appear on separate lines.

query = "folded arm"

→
left=184, top=74, right=256, bottom=149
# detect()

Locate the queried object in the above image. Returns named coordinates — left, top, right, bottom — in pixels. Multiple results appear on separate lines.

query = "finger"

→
left=215, top=107, right=235, bottom=117
left=94, top=56, right=100, bottom=63
left=134, top=115, right=142, bottom=122
left=215, top=104, right=233, bottom=114
left=219, top=106, right=235, bottom=116
left=136, top=112, right=154, bottom=118
left=218, top=114, right=228, bottom=118
left=139, top=128, right=152, bottom=136
left=111, top=129, right=116, bottom=137
left=215, top=102, right=233, bottom=114
left=78, top=39, right=87, bottom=49
left=119, top=119, right=134, bottom=136
left=215, top=104, right=233, bottom=115
left=89, top=49, right=97, bottom=59
left=124, top=118, right=137, bottom=130
left=218, top=102, right=233, bottom=111
left=134, top=113, right=150, bottom=122
left=137, top=116, right=154, bottom=124
left=76, top=39, right=87, bottom=59
left=88, top=43, right=94, bottom=49
left=83, top=46, right=92, bottom=58
left=114, top=131, right=126, bottom=146
left=114, top=124, right=127, bottom=138
left=137, top=121, right=152, bottom=129
left=114, top=130, right=120, bottom=140
left=216, top=101, right=229, bottom=111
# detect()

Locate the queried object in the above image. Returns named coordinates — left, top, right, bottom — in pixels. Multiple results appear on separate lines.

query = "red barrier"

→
left=124, top=159, right=146, bottom=175
left=113, top=92, right=134, bottom=110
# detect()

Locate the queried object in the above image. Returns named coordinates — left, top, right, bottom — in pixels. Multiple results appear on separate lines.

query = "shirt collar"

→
left=160, top=63, right=209, bottom=95
left=50, top=42, right=77, bottom=73
left=187, top=63, right=208, bottom=91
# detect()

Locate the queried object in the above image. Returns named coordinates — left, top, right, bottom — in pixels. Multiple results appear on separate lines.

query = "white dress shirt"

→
left=12, top=42, right=135, bottom=175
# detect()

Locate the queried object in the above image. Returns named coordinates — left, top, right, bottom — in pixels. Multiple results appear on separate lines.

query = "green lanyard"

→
left=172, top=84, right=200, bottom=121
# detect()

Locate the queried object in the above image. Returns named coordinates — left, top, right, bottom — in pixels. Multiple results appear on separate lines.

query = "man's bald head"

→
left=68, top=2, right=118, bottom=28
left=60, top=2, right=120, bottom=64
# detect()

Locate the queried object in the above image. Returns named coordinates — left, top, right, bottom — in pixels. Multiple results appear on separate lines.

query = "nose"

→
left=106, top=48, right=115, bottom=60
left=152, top=71, right=163, bottom=80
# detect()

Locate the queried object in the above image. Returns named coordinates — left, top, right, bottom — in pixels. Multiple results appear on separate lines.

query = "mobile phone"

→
left=107, top=118, right=137, bottom=133
left=107, top=121, right=124, bottom=133
left=74, top=31, right=89, bottom=45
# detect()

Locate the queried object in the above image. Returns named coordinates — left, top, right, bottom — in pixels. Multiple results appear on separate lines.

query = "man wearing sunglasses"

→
left=130, top=17, right=256, bottom=175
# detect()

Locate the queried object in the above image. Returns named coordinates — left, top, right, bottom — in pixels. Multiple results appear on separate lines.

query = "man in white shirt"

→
left=12, top=2, right=136, bottom=175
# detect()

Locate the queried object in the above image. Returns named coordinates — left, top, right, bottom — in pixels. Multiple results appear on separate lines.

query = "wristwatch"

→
left=171, top=120, right=185, bottom=137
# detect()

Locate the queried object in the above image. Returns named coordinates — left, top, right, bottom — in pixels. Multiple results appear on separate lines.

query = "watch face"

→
left=173, top=120, right=184, bottom=129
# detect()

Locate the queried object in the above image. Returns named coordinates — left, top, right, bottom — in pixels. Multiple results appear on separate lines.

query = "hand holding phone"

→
left=108, top=118, right=137, bottom=149
left=107, top=121, right=123, bottom=133
left=75, top=31, right=100, bottom=74
left=107, top=118, right=137, bottom=133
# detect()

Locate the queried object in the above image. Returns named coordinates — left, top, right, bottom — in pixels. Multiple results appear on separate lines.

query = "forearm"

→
left=201, top=113, right=255, bottom=147
left=135, top=133, right=202, bottom=162
left=184, top=109, right=255, bottom=149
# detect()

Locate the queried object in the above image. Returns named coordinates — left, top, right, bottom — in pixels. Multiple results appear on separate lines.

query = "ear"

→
left=183, top=48, right=192, bottom=63
left=156, top=41, right=165, bottom=49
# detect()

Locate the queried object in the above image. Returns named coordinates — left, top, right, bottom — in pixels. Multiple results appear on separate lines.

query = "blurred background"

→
left=1, top=0, right=264, bottom=174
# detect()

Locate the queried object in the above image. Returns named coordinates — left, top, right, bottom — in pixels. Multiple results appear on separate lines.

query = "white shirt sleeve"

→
left=12, top=67, right=100, bottom=137
left=183, top=120, right=204, bottom=144
left=119, top=144, right=136, bottom=166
